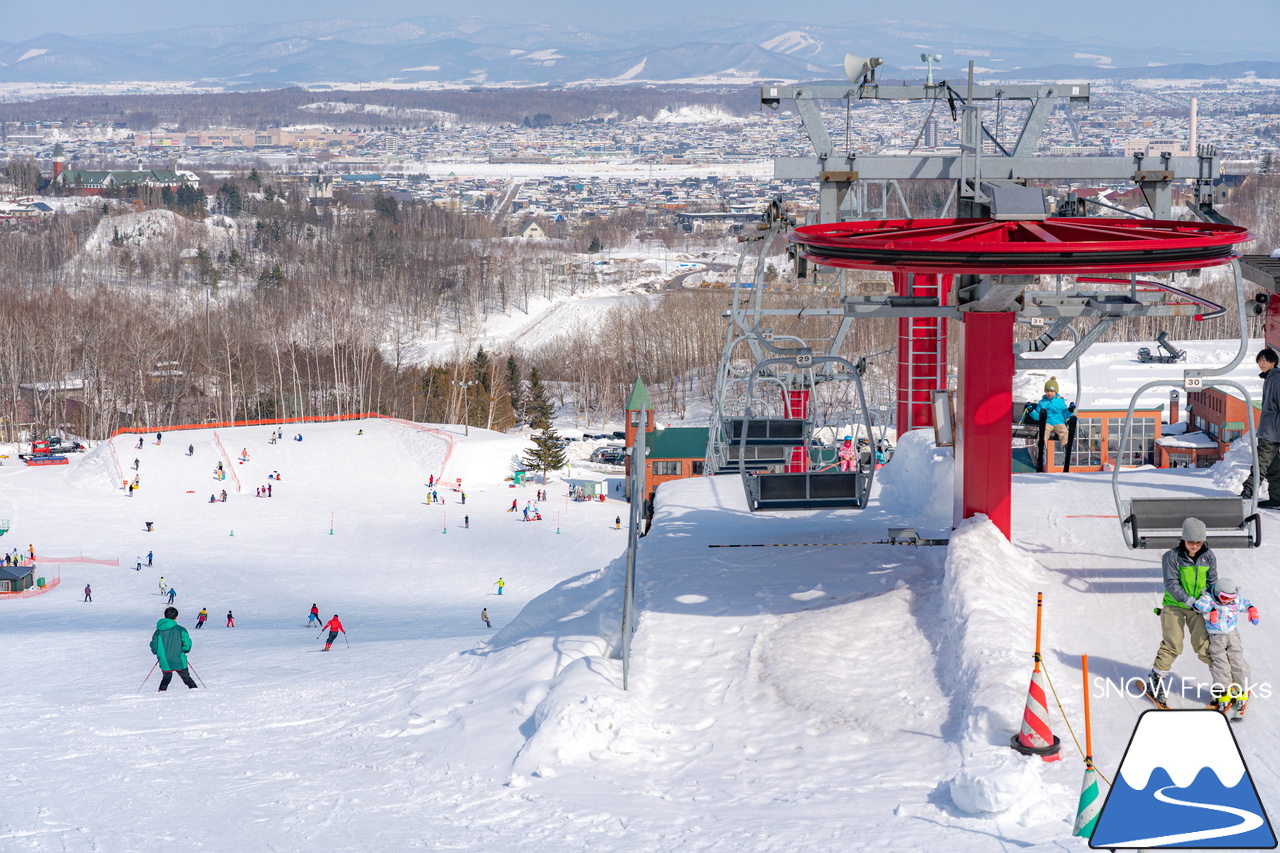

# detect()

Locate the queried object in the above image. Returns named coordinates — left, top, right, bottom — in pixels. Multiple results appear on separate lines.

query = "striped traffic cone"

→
left=1073, top=762, right=1103, bottom=837
left=1009, top=667, right=1062, bottom=760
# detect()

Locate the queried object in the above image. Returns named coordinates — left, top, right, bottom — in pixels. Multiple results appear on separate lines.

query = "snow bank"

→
left=1210, top=436, right=1260, bottom=496
left=875, top=428, right=953, bottom=519
left=939, top=515, right=1057, bottom=815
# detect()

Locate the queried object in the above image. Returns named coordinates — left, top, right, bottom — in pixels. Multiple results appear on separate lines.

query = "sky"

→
left=5, top=0, right=1278, bottom=51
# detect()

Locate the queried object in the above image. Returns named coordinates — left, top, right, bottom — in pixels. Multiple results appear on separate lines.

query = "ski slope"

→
left=2, top=416, right=1279, bottom=850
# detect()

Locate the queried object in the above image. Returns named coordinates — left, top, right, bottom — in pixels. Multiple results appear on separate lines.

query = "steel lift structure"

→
left=709, top=60, right=1262, bottom=545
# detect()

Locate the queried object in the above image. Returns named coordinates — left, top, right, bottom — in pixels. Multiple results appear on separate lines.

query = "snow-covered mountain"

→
left=0, top=15, right=1276, bottom=87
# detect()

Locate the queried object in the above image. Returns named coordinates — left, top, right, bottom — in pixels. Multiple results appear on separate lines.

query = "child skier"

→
left=226, top=610, right=235, bottom=627
left=150, top=606, right=196, bottom=691
left=1194, top=577, right=1260, bottom=717
left=158, top=577, right=168, bottom=596
left=84, top=584, right=92, bottom=602
left=308, top=603, right=321, bottom=628
left=494, top=578, right=505, bottom=595
left=322, top=614, right=345, bottom=650
left=196, top=608, right=208, bottom=629
left=167, top=588, right=177, bottom=604
left=837, top=436, right=857, bottom=472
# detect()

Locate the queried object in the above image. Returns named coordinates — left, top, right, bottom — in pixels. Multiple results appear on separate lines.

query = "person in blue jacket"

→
left=150, top=606, right=197, bottom=690
left=1032, top=377, right=1072, bottom=447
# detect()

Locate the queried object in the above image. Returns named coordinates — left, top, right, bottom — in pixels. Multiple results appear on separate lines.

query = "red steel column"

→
left=895, top=272, right=952, bottom=434
left=959, top=311, right=1014, bottom=538
left=783, top=389, right=810, bottom=473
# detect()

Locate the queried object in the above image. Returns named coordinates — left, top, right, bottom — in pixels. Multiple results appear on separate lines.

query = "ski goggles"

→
left=1217, top=591, right=1239, bottom=603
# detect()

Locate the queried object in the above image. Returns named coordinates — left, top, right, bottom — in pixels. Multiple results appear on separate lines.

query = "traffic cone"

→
left=1010, top=667, right=1061, bottom=760
left=1073, top=762, right=1103, bottom=837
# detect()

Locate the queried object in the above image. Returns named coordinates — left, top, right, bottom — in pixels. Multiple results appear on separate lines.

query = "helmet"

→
left=1216, top=577, right=1239, bottom=603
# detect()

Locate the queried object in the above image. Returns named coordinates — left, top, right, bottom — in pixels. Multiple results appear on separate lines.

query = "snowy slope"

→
left=4, top=413, right=1280, bottom=850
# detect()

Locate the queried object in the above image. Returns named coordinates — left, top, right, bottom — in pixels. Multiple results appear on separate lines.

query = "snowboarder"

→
left=158, top=577, right=168, bottom=595
left=615, top=515, right=621, bottom=530
left=294, top=434, right=302, bottom=442
left=322, top=614, right=344, bottom=650
left=429, top=475, right=434, bottom=488
left=147, top=551, right=153, bottom=567
left=226, top=610, right=235, bottom=627
left=196, top=608, right=207, bottom=629
left=133, top=457, right=140, bottom=470
left=136, top=437, right=143, bottom=450
left=240, top=448, right=249, bottom=461
left=1194, top=577, right=1260, bottom=716
left=156, top=431, right=162, bottom=446
left=481, top=608, right=491, bottom=628
left=187, top=444, right=194, bottom=456
left=150, top=606, right=196, bottom=690
left=209, top=494, right=216, bottom=504
left=357, top=429, right=363, bottom=435
left=493, top=578, right=505, bottom=595
left=464, top=515, right=469, bottom=529
left=167, top=588, right=177, bottom=604
left=1146, top=517, right=1217, bottom=707
left=308, top=603, right=321, bottom=628
left=461, top=492, right=466, bottom=505
left=145, top=521, right=154, bottom=532
left=510, top=499, right=517, bottom=513
left=84, top=584, right=92, bottom=602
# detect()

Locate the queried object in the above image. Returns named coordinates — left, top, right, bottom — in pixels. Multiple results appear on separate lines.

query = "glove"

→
left=1248, top=606, right=1259, bottom=625
left=1068, top=403, right=1076, bottom=412
left=1209, top=609, right=1219, bottom=625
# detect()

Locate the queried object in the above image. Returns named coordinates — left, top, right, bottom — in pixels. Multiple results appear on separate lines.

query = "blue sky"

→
left=6, top=0, right=1278, bottom=51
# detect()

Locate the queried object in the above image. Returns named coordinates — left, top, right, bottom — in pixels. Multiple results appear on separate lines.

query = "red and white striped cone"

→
left=1010, top=667, right=1061, bottom=760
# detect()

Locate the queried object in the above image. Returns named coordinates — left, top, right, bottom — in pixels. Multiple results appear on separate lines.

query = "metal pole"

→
left=622, top=409, right=647, bottom=690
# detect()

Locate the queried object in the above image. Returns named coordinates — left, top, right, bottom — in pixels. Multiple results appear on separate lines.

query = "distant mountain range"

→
left=0, top=15, right=1277, bottom=88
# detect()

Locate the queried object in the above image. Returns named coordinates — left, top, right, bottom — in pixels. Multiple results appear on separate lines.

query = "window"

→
left=1068, top=418, right=1102, bottom=468
left=652, top=461, right=681, bottom=476
left=1106, top=417, right=1156, bottom=466
left=691, top=461, right=705, bottom=475
left=629, top=411, right=640, bottom=426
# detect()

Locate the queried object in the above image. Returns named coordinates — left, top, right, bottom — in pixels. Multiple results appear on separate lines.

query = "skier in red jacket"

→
left=322, top=615, right=345, bottom=650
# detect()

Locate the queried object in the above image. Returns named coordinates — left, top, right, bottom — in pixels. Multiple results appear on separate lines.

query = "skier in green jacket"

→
left=150, top=606, right=197, bottom=690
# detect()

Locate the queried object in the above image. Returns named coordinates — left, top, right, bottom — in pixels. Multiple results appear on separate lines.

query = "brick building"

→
left=623, top=379, right=707, bottom=502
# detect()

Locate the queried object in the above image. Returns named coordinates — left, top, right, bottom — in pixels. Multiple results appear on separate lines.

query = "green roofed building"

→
left=624, top=377, right=708, bottom=502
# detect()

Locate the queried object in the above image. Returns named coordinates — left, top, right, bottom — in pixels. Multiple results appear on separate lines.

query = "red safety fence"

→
left=29, top=556, right=119, bottom=566
left=212, top=430, right=243, bottom=493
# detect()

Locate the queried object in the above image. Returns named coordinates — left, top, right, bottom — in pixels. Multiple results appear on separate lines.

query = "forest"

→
left=0, top=161, right=1276, bottom=443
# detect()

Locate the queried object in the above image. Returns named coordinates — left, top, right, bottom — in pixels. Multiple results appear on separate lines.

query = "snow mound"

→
left=64, top=440, right=122, bottom=491
left=876, top=429, right=953, bottom=519
left=648, top=105, right=743, bottom=124
left=940, top=515, right=1057, bottom=815
left=1210, top=436, right=1261, bottom=496
left=80, top=208, right=237, bottom=255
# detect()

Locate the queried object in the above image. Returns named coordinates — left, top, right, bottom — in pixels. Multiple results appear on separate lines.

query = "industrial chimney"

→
left=1189, top=97, right=1198, bottom=153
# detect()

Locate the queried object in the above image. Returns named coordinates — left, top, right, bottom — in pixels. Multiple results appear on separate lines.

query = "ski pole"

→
left=136, top=662, right=158, bottom=693
left=187, top=663, right=206, bottom=688
left=344, top=632, right=349, bottom=649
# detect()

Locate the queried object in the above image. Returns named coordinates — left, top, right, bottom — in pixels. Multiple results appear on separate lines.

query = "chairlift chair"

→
left=1111, top=261, right=1261, bottom=550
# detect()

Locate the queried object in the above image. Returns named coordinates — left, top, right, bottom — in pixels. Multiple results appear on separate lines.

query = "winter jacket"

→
left=1259, top=367, right=1280, bottom=443
left=149, top=618, right=191, bottom=671
left=1032, top=395, right=1072, bottom=426
left=323, top=617, right=344, bottom=633
left=1161, top=544, right=1217, bottom=610
left=1194, top=593, right=1259, bottom=634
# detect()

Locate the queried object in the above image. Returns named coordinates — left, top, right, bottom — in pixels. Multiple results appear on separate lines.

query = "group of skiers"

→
left=2, top=545, right=30, bottom=567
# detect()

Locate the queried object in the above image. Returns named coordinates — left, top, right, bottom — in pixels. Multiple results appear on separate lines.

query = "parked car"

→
left=611, top=431, right=625, bottom=440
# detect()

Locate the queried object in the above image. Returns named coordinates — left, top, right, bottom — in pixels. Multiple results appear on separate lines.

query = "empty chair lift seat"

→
left=746, top=469, right=869, bottom=511
left=1121, top=496, right=1260, bottom=550
left=722, top=418, right=809, bottom=445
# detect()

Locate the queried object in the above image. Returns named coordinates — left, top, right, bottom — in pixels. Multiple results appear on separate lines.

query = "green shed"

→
left=0, top=563, right=35, bottom=593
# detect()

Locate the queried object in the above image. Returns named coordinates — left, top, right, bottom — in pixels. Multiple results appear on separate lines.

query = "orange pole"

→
left=1082, top=653, right=1093, bottom=760
left=1034, top=592, right=1044, bottom=672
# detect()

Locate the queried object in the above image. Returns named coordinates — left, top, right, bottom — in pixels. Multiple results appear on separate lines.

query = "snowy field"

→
left=3, top=415, right=1279, bottom=850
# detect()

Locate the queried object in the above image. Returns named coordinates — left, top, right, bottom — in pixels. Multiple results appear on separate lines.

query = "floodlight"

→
left=844, top=53, right=883, bottom=85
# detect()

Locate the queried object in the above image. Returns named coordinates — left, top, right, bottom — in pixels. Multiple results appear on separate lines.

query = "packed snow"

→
left=2, top=406, right=1280, bottom=850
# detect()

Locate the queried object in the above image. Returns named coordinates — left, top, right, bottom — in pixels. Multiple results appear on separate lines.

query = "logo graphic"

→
left=1090, top=710, right=1276, bottom=848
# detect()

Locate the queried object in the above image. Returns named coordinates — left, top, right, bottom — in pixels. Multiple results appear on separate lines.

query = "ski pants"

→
left=159, top=669, right=197, bottom=690
left=327, top=631, right=340, bottom=644
left=1153, top=605, right=1212, bottom=672
left=196, top=621, right=205, bottom=629
left=1208, top=631, right=1251, bottom=697
left=1045, top=423, right=1071, bottom=445
left=1242, top=438, right=1280, bottom=499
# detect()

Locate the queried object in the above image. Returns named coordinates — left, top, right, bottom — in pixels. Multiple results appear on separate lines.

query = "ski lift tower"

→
left=763, top=60, right=1246, bottom=538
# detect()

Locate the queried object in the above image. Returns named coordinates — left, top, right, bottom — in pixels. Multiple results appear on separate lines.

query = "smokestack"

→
left=1190, top=97, right=1198, bottom=154
left=1170, top=389, right=1179, bottom=425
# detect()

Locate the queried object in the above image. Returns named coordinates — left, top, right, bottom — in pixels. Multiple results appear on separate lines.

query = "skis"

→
left=1140, top=680, right=1170, bottom=709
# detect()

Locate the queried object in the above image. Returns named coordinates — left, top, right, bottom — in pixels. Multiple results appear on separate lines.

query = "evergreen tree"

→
left=522, top=424, right=566, bottom=484
left=506, top=355, right=523, bottom=424
left=527, top=366, right=554, bottom=428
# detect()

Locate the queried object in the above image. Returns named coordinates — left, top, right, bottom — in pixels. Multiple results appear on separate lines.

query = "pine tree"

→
left=506, top=355, right=524, bottom=424
left=527, top=367, right=554, bottom=428
left=523, top=424, right=567, bottom=484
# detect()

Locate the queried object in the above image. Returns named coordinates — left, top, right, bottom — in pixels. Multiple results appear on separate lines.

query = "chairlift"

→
left=1111, top=261, right=1261, bottom=549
